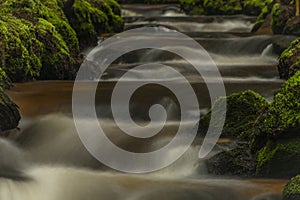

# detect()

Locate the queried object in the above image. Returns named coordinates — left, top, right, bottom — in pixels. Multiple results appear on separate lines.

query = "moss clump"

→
left=243, top=0, right=273, bottom=16
left=278, top=38, right=300, bottom=79
left=203, top=0, right=242, bottom=15
left=36, top=18, right=76, bottom=80
left=0, top=15, right=43, bottom=81
left=256, top=139, right=300, bottom=177
left=181, top=0, right=273, bottom=15
left=271, top=3, right=294, bottom=34
left=283, top=175, right=300, bottom=200
left=207, top=143, right=257, bottom=177
left=199, top=90, right=268, bottom=139
left=251, top=71, right=300, bottom=153
left=64, top=0, right=123, bottom=49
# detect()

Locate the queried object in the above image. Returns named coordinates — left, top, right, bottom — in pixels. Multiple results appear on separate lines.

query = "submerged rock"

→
left=199, top=90, right=268, bottom=139
left=283, top=175, right=300, bottom=200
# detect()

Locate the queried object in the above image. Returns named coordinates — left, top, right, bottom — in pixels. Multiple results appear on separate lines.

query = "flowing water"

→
left=4, top=4, right=296, bottom=200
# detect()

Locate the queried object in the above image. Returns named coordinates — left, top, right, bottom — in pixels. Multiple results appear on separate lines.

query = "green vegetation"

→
left=199, top=90, right=268, bottom=139
left=279, top=38, right=300, bottom=79
left=256, top=139, right=300, bottom=177
left=118, top=0, right=180, bottom=4
left=283, top=175, right=300, bottom=200
left=180, top=0, right=274, bottom=15
left=0, top=0, right=123, bottom=81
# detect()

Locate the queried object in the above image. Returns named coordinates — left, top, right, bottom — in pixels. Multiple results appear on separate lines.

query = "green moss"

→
left=283, top=175, right=300, bottom=200
left=242, top=0, right=273, bottom=16
left=199, top=90, right=268, bottom=139
left=64, top=0, right=123, bottom=49
left=0, top=15, right=43, bottom=81
left=256, top=139, right=300, bottom=177
left=271, top=3, right=293, bottom=34
left=256, top=71, right=300, bottom=138
left=203, top=0, right=242, bottom=15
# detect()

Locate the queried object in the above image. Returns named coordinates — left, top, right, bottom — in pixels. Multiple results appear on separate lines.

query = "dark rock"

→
left=199, top=90, right=268, bottom=139
left=207, top=142, right=257, bottom=177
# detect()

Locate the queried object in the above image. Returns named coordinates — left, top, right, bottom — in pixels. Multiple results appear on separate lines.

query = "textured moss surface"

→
left=283, top=175, right=300, bottom=200
left=279, top=38, right=300, bottom=79
left=0, top=0, right=123, bottom=81
left=256, top=139, right=300, bottom=177
left=181, top=0, right=273, bottom=15
left=199, top=90, right=268, bottom=139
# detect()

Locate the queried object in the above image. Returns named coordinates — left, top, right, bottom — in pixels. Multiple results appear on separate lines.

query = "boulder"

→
left=199, top=90, right=268, bottom=139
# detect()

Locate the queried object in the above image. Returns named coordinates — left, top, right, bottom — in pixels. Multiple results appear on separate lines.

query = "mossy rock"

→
left=207, top=142, right=257, bottom=177
left=251, top=71, right=300, bottom=152
left=199, top=90, right=268, bottom=139
left=180, top=0, right=205, bottom=15
left=283, top=175, right=300, bottom=200
left=278, top=38, right=300, bottom=79
left=257, top=139, right=300, bottom=178
left=0, top=85, right=20, bottom=132
left=271, top=3, right=294, bottom=34
left=0, top=15, right=43, bottom=81
left=203, top=0, right=242, bottom=15
left=242, top=0, right=273, bottom=16
left=64, top=0, right=123, bottom=49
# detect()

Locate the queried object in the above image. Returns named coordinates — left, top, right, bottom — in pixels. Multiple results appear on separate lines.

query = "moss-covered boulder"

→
left=242, top=0, right=273, bottom=16
left=207, top=142, right=257, bottom=177
left=271, top=2, right=294, bottom=34
left=199, top=90, right=268, bottom=139
left=278, top=38, right=300, bottom=79
left=64, top=0, right=123, bottom=49
left=283, top=175, right=300, bottom=200
left=251, top=72, right=300, bottom=152
left=0, top=0, right=123, bottom=81
left=181, top=0, right=274, bottom=16
left=256, top=139, right=300, bottom=177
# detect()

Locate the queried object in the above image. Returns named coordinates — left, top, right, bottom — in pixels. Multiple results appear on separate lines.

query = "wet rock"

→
left=271, top=3, right=294, bottom=34
left=256, top=139, right=300, bottom=178
left=0, top=72, right=20, bottom=132
left=278, top=38, right=300, bottom=79
left=181, top=0, right=273, bottom=16
left=0, top=0, right=123, bottom=81
left=63, top=0, right=124, bottom=50
left=283, top=175, right=300, bottom=200
left=207, top=142, right=257, bottom=177
left=199, top=90, right=268, bottom=139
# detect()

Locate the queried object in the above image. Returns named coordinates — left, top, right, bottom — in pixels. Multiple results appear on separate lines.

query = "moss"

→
left=64, top=0, right=123, bottom=49
left=256, top=139, right=300, bottom=178
left=0, top=15, right=43, bottom=81
left=256, top=71, right=300, bottom=138
left=242, top=0, right=273, bottom=16
left=199, top=90, right=268, bottom=139
left=271, top=3, right=293, bottom=34
left=278, top=38, right=300, bottom=79
left=36, top=18, right=76, bottom=80
left=207, top=143, right=257, bottom=177
left=283, top=175, right=300, bottom=200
